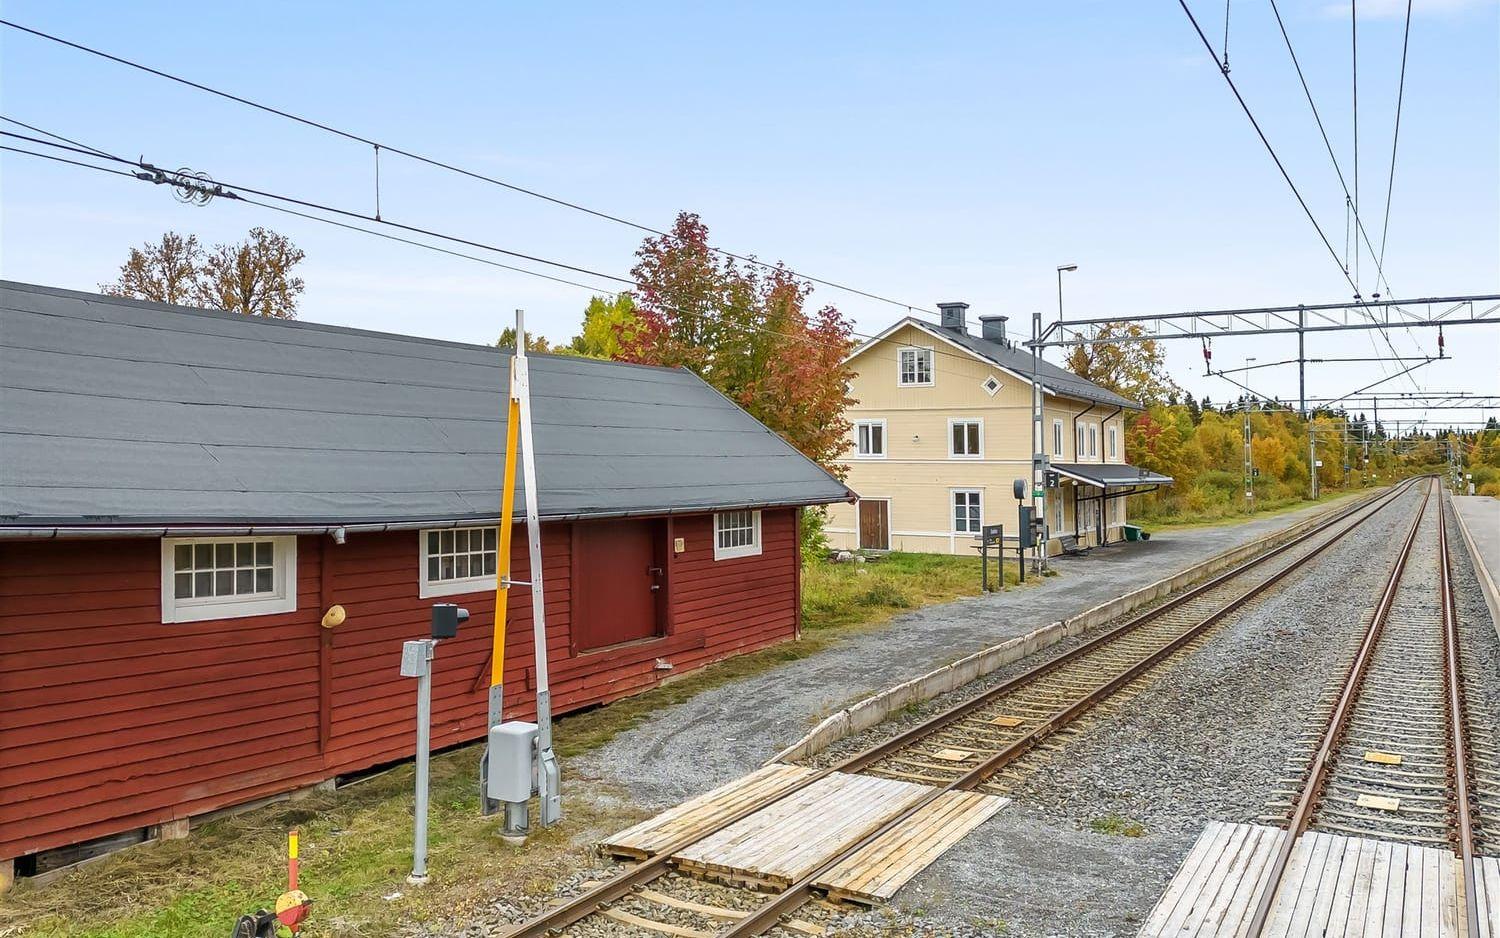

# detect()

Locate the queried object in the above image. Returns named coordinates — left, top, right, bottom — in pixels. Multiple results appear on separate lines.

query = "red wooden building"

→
left=0, top=282, right=853, bottom=881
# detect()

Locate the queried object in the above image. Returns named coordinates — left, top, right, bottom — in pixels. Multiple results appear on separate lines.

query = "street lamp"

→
left=1242, top=358, right=1257, bottom=511
left=1056, top=264, right=1078, bottom=325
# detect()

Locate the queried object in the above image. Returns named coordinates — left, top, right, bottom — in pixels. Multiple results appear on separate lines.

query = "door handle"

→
left=648, top=566, right=663, bottom=575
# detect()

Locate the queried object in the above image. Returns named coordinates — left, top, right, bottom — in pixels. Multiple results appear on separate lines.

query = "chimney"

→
left=937, top=301, right=969, bottom=333
left=980, top=315, right=1009, bottom=346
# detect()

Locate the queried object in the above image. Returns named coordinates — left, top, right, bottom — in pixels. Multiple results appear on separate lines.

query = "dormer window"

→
left=897, top=347, right=933, bottom=386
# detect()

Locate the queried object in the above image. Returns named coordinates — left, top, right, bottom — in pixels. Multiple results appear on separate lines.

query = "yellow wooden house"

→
left=828, top=302, right=1172, bottom=555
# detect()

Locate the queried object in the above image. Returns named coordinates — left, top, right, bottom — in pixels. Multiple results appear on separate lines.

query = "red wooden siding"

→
left=0, top=508, right=801, bottom=863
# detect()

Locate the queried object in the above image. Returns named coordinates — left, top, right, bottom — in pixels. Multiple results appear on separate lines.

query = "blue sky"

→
left=2, top=1, right=1496, bottom=427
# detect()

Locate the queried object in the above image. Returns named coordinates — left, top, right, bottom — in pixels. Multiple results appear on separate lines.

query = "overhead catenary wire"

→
left=0, top=18, right=938, bottom=319
left=1377, top=0, right=1414, bottom=275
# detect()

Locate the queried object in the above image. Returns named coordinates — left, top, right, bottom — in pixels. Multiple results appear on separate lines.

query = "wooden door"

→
left=573, top=520, right=664, bottom=651
left=858, top=500, right=889, bottom=550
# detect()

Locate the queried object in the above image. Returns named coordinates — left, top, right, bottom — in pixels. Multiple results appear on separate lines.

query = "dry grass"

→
left=0, top=552, right=994, bottom=938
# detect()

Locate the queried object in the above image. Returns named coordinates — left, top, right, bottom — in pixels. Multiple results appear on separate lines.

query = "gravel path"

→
left=866, top=483, right=1427, bottom=937
left=574, top=496, right=1365, bottom=810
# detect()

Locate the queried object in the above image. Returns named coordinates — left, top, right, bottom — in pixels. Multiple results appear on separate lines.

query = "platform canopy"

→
left=1051, top=462, right=1174, bottom=487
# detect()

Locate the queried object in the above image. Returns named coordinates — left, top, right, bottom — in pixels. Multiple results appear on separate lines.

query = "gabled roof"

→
left=847, top=317, right=1140, bottom=410
left=0, top=282, right=854, bottom=530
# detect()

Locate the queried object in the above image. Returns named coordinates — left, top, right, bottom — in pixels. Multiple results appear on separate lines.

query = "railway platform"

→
left=1139, top=820, right=1500, bottom=937
left=1451, top=494, right=1500, bottom=634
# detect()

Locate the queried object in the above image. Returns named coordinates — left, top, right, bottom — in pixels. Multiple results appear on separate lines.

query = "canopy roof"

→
left=1051, top=462, right=1174, bottom=487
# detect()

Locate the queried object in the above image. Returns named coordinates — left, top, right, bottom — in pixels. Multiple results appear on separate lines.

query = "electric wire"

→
left=0, top=19, right=938, bottom=318
left=1377, top=0, right=1414, bottom=275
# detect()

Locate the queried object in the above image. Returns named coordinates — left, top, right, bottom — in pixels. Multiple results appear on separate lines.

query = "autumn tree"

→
left=495, top=328, right=552, bottom=353
left=615, top=212, right=855, bottom=476
left=1064, top=322, right=1178, bottom=407
left=102, top=227, right=306, bottom=319
left=101, top=231, right=203, bottom=305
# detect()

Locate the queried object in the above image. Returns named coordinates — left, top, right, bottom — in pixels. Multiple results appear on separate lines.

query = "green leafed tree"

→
left=565, top=294, right=638, bottom=359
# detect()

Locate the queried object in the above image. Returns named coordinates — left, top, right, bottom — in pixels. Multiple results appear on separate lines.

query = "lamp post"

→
left=1034, top=264, right=1077, bottom=572
left=1056, top=264, right=1078, bottom=325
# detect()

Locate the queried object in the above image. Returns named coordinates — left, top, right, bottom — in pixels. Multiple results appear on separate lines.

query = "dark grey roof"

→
left=0, top=282, right=854, bottom=528
left=1052, top=462, right=1174, bottom=487
left=902, top=319, right=1139, bottom=410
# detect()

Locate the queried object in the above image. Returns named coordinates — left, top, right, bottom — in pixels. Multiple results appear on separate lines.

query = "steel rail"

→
left=1438, top=494, right=1482, bottom=937
left=504, top=480, right=1413, bottom=938
left=1243, top=479, right=1433, bottom=935
left=719, top=481, right=1416, bottom=936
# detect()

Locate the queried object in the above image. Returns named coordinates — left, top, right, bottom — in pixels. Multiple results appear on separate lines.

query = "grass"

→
left=1134, top=486, right=1367, bottom=534
left=1, top=551, right=994, bottom=938
left=1088, top=814, right=1147, bottom=838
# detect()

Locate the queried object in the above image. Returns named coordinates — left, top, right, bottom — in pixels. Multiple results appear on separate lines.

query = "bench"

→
left=1059, top=534, right=1090, bottom=556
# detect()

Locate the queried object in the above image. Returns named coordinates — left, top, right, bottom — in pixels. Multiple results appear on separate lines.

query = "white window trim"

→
left=950, top=488, right=983, bottom=536
left=1108, top=425, right=1118, bottom=461
left=1088, top=423, right=1099, bottom=458
left=713, top=510, right=763, bottom=561
left=1052, top=419, right=1064, bottom=457
left=1076, top=425, right=1086, bottom=459
left=896, top=346, right=935, bottom=387
left=853, top=418, right=888, bottom=459
left=981, top=375, right=1002, bottom=396
left=161, top=535, right=297, bottom=624
left=419, top=526, right=499, bottom=598
left=947, top=418, right=984, bottom=459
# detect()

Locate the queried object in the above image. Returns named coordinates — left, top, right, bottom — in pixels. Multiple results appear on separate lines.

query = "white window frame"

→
left=419, top=526, right=499, bottom=598
left=896, top=346, right=934, bottom=387
left=1108, top=425, right=1118, bottom=461
left=853, top=418, right=888, bottom=459
left=714, top=509, right=763, bottom=560
left=161, top=535, right=297, bottom=624
left=981, top=375, right=1002, bottom=396
left=1088, top=424, right=1098, bottom=458
left=1052, top=419, right=1064, bottom=457
left=951, top=489, right=983, bottom=536
left=948, top=418, right=983, bottom=459
left=1076, top=424, right=1086, bottom=459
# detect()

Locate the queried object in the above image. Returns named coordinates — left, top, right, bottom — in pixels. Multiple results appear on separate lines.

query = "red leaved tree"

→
left=617, top=213, right=855, bottom=477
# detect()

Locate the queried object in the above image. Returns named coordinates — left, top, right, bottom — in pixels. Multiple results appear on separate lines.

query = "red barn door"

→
left=572, top=520, right=664, bottom=651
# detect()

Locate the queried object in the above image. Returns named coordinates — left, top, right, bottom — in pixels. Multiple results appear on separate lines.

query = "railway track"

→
left=1248, top=479, right=1498, bottom=937
left=505, top=481, right=1419, bottom=938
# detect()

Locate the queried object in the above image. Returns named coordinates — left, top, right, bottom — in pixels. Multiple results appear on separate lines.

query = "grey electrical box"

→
left=486, top=721, right=539, bottom=802
left=1017, top=506, right=1035, bottom=547
left=399, top=639, right=433, bottom=677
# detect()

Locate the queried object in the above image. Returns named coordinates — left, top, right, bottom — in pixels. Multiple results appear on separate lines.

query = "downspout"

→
left=1073, top=402, right=1097, bottom=545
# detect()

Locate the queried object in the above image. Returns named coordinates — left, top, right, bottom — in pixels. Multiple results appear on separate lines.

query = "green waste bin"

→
left=1123, top=524, right=1142, bottom=542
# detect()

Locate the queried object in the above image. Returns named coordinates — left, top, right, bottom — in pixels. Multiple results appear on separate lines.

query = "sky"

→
left=2, top=1, right=1497, bottom=431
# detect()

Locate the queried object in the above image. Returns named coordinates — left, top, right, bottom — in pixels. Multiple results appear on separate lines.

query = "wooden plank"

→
left=1173, top=821, right=1255, bottom=936
left=1137, top=821, right=1238, bottom=936
left=1381, top=842, right=1409, bottom=938
left=636, top=889, right=744, bottom=920
left=1220, top=825, right=1292, bottom=938
left=672, top=772, right=933, bottom=889
left=1478, top=856, right=1500, bottom=938
left=599, top=907, right=711, bottom=938
left=814, top=790, right=1009, bottom=903
left=1318, top=835, right=1363, bottom=937
left=600, top=763, right=818, bottom=859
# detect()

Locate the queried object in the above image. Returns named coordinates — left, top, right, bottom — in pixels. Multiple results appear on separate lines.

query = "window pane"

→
left=428, top=556, right=439, bottom=581
left=175, top=572, right=193, bottom=598
left=967, top=424, right=980, bottom=453
left=255, top=568, right=273, bottom=592
left=440, top=530, right=453, bottom=553
left=195, top=571, right=214, bottom=596
left=428, top=531, right=439, bottom=554
left=195, top=544, right=213, bottom=566
left=456, top=529, right=469, bottom=552
left=484, top=528, right=497, bottom=551
left=174, top=544, right=193, bottom=570
left=484, top=553, right=497, bottom=576
left=871, top=425, right=883, bottom=453
left=215, top=570, right=233, bottom=595
left=235, top=569, right=254, bottom=593
left=216, top=543, right=234, bottom=566
left=952, top=424, right=963, bottom=453
left=441, top=557, right=454, bottom=579
left=455, top=555, right=469, bottom=578
left=255, top=542, right=273, bottom=565
left=235, top=542, right=253, bottom=565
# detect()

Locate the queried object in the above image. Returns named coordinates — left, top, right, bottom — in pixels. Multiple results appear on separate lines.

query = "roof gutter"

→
left=0, top=493, right=857, bottom=540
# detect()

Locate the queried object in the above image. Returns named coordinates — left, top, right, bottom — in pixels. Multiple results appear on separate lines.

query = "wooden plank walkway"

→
left=1138, top=822, right=1493, bottom=937
left=814, top=790, right=1010, bottom=904
left=600, top=763, right=819, bottom=859
left=671, top=772, right=934, bottom=890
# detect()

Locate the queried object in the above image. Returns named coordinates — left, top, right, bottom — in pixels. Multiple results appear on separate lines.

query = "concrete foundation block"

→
left=1, top=857, right=13, bottom=895
left=159, top=817, right=190, bottom=841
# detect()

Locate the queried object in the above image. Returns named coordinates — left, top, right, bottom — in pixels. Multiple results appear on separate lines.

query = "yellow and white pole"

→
left=481, top=355, right=521, bottom=817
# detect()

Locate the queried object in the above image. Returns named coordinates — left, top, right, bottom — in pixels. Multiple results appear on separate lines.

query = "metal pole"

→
left=1031, top=309, right=1046, bottom=571
left=483, top=368, right=522, bottom=817
left=513, top=310, right=561, bottom=826
left=1297, top=307, right=1306, bottom=418
left=406, top=639, right=435, bottom=884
